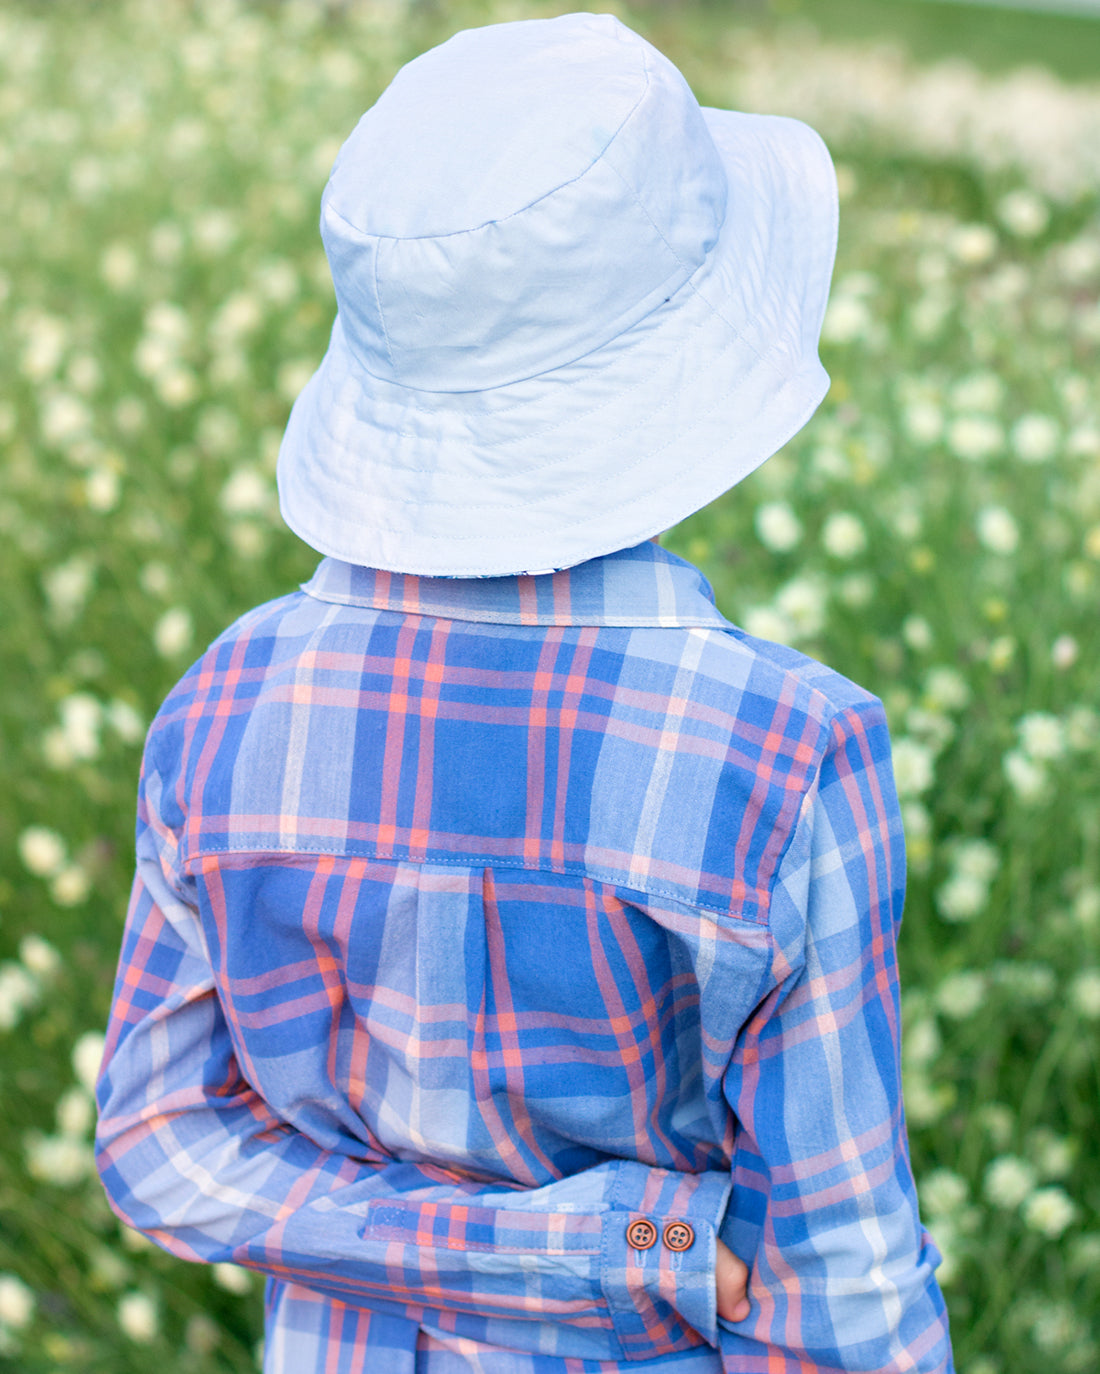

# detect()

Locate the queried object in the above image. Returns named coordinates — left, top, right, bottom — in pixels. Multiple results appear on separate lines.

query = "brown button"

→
left=663, top=1221, right=695, bottom=1252
left=626, top=1218, right=657, bottom=1251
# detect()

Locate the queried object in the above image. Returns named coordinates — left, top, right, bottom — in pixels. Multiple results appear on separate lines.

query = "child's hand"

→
left=715, top=1239, right=751, bottom=1323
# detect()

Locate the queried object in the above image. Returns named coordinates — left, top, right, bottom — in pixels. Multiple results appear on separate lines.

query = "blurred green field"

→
left=1, top=1, right=1099, bottom=1370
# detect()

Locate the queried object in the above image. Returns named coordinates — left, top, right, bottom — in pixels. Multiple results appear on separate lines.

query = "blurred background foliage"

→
left=1, top=1, right=1099, bottom=1370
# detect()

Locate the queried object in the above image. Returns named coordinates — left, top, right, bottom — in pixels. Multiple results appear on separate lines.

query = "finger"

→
left=715, top=1240, right=751, bottom=1323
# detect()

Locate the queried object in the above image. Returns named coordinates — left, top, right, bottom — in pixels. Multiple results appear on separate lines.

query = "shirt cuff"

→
left=602, top=1161, right=733, bottom=1359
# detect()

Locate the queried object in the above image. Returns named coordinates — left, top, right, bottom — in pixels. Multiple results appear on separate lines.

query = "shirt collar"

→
left=301, top=541, right=732, bottom=629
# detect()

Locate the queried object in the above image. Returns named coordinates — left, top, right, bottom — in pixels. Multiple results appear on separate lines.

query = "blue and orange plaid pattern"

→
left=95, top=541, right=952, bottom=1372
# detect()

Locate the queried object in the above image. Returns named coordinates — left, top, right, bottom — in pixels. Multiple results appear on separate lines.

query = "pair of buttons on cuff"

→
left=626, top=1218, right=694, bottom=1253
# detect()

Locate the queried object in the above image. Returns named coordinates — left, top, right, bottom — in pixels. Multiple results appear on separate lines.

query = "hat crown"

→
left=321, top=14, right=727, bottom=392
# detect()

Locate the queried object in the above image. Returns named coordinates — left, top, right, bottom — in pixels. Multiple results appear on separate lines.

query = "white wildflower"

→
left=196, top=406, right=240, bottom=455
left=948, top=223, right=996, bottom=264
left=754, top=501, right=802, bottom=553
left=1003, top=750, right=1048, bottom=803
left=950, top=371, right=1004, bottom=414
left=920, top=1168, right=968, bottom=1217
left=1011, top=413, right=1059, bottom=464
left=154, top=607, right=194, bottom=658
left=19, top=312, right=68, bottom=381
left=947, top=414, right=1002, bottom=461
left=1068, top=424, right=1100, bottom=457
left=903, top=401, right=942, bottom=445
left=212, top=1263, right=252, bottom=1295
left=1056, top=236, right=1100, bottom=285
left=51, top=865, right=90, bottom=907
left=18, top=935, right=60, bottom=979
left=119, top=1226, right=155, bottom=1254
left=89, top=1244, right=130, bottom=1289
left=73, top=1031, right=106, bottom=1093
left=902, top=1069, right=952, bottom=1127
left=1023, top=1187, right=1077, bottom=1239
left=935, top=970, right=986, bottom=1019
left=987, top=635, right=1016, bottom=674
left=837, top=572, right=873, bottom=607
left=976, top=506, right=1019, bottom=555
left=822, top=294, right=872, bottom=344
left=18, top=826, right=67, bottom=877
left=1073, top=887, right=1100, bottom=928
left=101, top=242, right=139, bottom=290
left=1067, top=1233, right=1100, bottom=1276
left=0, top=964, right=40, bottom=1032
left=276, top=357, right=316, bottom=404
left=140, top=561, right=171, bottom=597
left=58, top=693, right=101, bottom=762
left=39, top=737, right=68, bottom=775
left=155, top=367, right=199, bottom=408
left=117, top=1291, right=159, bottom=1343
left=144, top=302, right=190, bottom=345
left=1029, top=1129, right=1075, bottom=1181
left=984, top=1155, right=1036, bottom=1209
left=1031, top=1301, right=1081, bottom=1352
left=24, top=1132, right=93, bottom=1187
left=891, top=738, right=934, bottom=798
left=980, top=1104, right=1015, bottom=1150
left=185, top=1313, right=220, bottom=1356
left=923, top=666, right=970, bottom=712
left=902, top=616, right=933, bottom=651
left=0, top=1275, right=34, bottom=1329
left=253, top=257, right=298, bottom=305
left=909, top=293, right=950, bottom=340
left=901, top=800, right=931, bottom=840
left=821, top=511, right=867, bottom=559
left=219, top=467, right=270, bottom=517
left=1052, top=634, right=1078, bottom=669
left=85, top=466, right=120, bottom=512
left=133, top=335, right=175, bottom=379
left=56, top=1087, right=94, bottom=1139
left=113, top=396, right=146, bottom=435
left=149, top=222, right=184, bottom=265
left=40, top=391, right=92, bottom=447
left=1018, top=712, right=1066, bottom=762
left=106, top=699, right=145, bottom=744
left=996, top=189, right=1049, bottom=238
left=1065, top=707, right=1099, bottom=752
left=936, top=874, right=986, bottom=923
left=1071, top=970, right=1100, bottom=1019
left=905, top=707, right=954, bottom=754
left=774, top=577, right=826, bottom=640
left=992, top=960, right=1056, bottom=1004
left=67, top=354, right=101, bottom=394
left=953, top=839, right=999, bottom=884
left=42, top=556, right=94, bottom=623
left=193, top=209, right=237, bottom=256
left=228, top=521, right=267, bottom=560
left=742, top=606, right=794, bottom=645
left=209, top=291, right=262, bottom=343
left=903, top=1016, right=940, bottom=1067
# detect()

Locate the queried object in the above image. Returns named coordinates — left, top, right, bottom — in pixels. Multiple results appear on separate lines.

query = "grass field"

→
left=1, top=1, right=1099, bottom=1370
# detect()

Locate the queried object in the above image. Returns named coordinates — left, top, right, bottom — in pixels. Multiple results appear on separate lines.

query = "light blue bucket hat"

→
left=277, top=12, right=838, bottom=577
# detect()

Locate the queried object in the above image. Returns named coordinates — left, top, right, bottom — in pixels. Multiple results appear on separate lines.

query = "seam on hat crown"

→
left=324, top=57, right=653, bottom=245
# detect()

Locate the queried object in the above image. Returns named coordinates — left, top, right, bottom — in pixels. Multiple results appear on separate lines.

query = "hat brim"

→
left=276, top=109, right=838, bottom=577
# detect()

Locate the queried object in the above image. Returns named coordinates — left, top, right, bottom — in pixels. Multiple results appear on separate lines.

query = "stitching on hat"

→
left=372, top=239, right=396, bottom=375
left=312, top=343, right=797, bottom=520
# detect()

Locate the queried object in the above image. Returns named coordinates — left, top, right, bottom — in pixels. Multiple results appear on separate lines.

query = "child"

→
left=95, top=14, right=953, bottom=1372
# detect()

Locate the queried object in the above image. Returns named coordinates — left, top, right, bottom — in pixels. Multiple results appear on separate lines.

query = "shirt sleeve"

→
left=94, top=754, right=731, bottom=1365
left=718, top=701, right=954, bottom=1373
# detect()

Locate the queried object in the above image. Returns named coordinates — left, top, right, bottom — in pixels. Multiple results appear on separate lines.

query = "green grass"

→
left=1, top=1, right=1099, bottom=1370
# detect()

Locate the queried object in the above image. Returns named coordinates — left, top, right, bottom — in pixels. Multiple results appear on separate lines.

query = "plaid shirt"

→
left=95, top=541, right=952, bottom=1373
